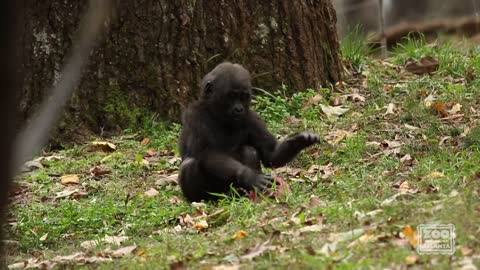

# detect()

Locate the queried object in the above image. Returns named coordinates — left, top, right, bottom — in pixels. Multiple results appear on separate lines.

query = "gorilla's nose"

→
left=233, top=104, right=244, bottom=114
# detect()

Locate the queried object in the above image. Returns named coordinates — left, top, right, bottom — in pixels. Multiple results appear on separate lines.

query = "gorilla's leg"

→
left=178, top=158, right=224, bottom=202
left=179, top=148, right=272, bottom=201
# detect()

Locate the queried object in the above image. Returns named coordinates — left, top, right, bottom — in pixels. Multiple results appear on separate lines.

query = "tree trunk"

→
left=20, top=0, right=341, bottom=141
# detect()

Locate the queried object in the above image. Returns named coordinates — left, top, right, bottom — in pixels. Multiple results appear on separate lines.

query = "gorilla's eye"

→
left=242, top=92, right=250, bottom=100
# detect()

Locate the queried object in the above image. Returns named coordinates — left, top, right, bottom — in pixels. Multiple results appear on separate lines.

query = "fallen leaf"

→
left=460, top=246, right=474, bottom=257
left=329, top=96, right=343, bottom=106
left=324, top=129, right=354, bottom=145
left=212, top=265, right=240, bottom=270
left=232, top=230, right=247, bottom=240
left=240, top=237, right=280, bottom=260
left=423, top=94, right=436, bottom=107
left=405, top=254, right=419, bottom=265
left=400, top=154, right=413, bottom=166
left=402, top=225, right=418, bottom=248
left=384, top=85, right=393, bottom=92
left=21, top=160, right=44, bottom=172
left=384, top=103, right=396, bottom=115
left=81, top=235, right=129, bottom=249
left=169, top=196, right=182, bottom=204
left=140, top=137, right=150, bottom=146
left=91, top=141, right=116, bottom=152
left=145, top=149, right=157, bottom=156
left=431, top=102, right=449, bottom=117
left=320, top=104, right=349, bottom=119
left=405, top=55, right=439, bottom=75
left=299, top=224, right=323, bottom=233
left=273, top=167, right=302, bottom=177
left=404, top=124, right=419, bottom=130
left=319, top=242, right=337, bottom=256
left=194, top=220, right=208, bottom=230
left=61, top=174, right=80, bottom=185
left=309, top=195, right=326, bottom=208
left=110, top=246, right=137, bottom=257
left=144, top=188, right=159, bottom=198
left=39, top=233, right=48, bottom=242
left=168, top=156, right=181, bottom=164
left=304, top=94, right=323, bottom=107
left=90, top=167, right=112, bottom=178
left=344, top=93, right=365, bottom=104
left=448, top=103, right=462, bottom=114
left=422, top=171, right=445, bottom=179
left=155, top=174, right=178, bottom=186
left=399, top=181, right=412, bottom=194
left=285, top=117, right=303, bottom=124
left=55, top=188, right=80, bottom=199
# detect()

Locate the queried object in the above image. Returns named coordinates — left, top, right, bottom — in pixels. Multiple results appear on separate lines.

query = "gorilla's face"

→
left=201, top=63, right=252, bottom=122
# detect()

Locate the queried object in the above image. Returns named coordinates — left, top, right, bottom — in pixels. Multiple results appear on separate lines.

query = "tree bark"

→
left=20, top=0, right=341, bottom=140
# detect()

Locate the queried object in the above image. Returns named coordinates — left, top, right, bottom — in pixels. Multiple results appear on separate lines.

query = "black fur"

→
left=178, top=62, right=319, bottom=202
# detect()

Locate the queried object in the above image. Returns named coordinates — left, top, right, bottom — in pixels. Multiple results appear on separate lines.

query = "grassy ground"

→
left=5, top=36, right=480, bottom=269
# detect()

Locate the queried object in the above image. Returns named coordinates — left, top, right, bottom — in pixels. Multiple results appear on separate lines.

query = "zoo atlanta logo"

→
left=417, top=224, right=455, bottom=255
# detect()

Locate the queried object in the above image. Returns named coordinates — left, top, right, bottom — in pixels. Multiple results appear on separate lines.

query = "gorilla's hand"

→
left=238, top=167, right=273, bottom=191
left=287, top=132, right=320, bottom=149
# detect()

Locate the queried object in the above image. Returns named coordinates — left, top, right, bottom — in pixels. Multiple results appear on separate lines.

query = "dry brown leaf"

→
left=145, top=149, right=157, bottom=157
left=320, top=104, right=349, bottom=119
left=404, top=124, right=419, bottom=130
left=61, top=174, right=80, bottom=185
left=273, top=167, right=302, bottom=177
left=460, top=246, right=474, bottom=257
left=232, top=230, right=247, bottom=240
left=212, top=265, right=240, bottom=270
left=90, top=167, right=112, bottom=178
left=155, top=174, right=178, bottom=186
left=400, top=154, right=413, bottom=166
left=299, top=224, right=323, bottom=233
left=448, top=103, right=462, bottom=114
left=423, top=94, right=436, bottom=107
left=385, top=103, right=396, bottom=115
left=110, top=246, right=137, bottom=257
left=304, top=94, right=323, bottom=107
left=55, top=188, right=81, bottom=199
left=402, top=225, right=418, bottom=248
left=324, top=129, right=353, bottom=145
left=405, top=254, right=419, bottom=265
left=9, top=253, right=112, bottom=269
left=431, top=102, right=449, bottom=117
left=399, top=181, right=414, bottom=194
left=405, top=55, right=439, bottom=75
left=169, top=196, right=182, bottom=204
left=309, top=195, right=326, bottom=208
left=285, top=117, right=303, bottom=124
left=240, top=235, right=281, bottom=260
left=344, top=93, right=365, bottom=104
left=329, top=96, right=342, bottom=106
left=140, top=137, right=150, bottom=146
left=144, top=188, right=159, bottom=198
left=81, top=236, right=129, bottom=249
left=168, top=156, right=181, bottom=164
left=194, top=220, right=208, bottom=230
left=91, top=141, right=116, bottom=152
left=422, top=171, right=445, bottom=179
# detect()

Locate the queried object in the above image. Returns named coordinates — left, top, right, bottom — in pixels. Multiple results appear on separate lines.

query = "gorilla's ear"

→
left=203, top=80, right=212, bottom=99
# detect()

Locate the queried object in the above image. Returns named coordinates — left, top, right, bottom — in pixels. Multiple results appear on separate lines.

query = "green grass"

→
left=6, top=37, right=480, bottom=269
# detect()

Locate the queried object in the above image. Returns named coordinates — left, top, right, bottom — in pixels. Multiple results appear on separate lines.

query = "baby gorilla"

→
left=178, top=62, right=319, bottom=202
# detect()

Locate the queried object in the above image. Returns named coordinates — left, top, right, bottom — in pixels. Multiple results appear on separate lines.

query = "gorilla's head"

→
left=200, top=62, right=252, bottom=122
